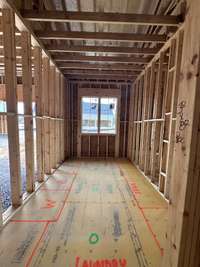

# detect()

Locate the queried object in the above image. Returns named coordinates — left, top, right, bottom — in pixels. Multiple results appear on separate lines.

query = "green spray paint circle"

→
left=89, top=233, right=99, bottom=245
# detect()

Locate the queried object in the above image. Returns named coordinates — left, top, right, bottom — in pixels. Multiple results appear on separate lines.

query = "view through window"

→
left=81, top=97, right=117, bottom=134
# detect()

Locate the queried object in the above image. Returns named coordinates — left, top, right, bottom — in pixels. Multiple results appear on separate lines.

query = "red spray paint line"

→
left=11, top=169, right=79, bottom=223
left=24, top=168, right=80, bottom=267
left=140, top=206, right=168, bottom=210
left=25, top=221, right=50, bottom=267
left=11, top=219, right=55, bottom=223
left=133, top=194, right=164, bottom=256
left=53, top=169, right=79, bottom=221
left=117, top=164, right=164, bottom=256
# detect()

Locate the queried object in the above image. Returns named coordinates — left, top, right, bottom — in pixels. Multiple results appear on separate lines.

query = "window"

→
left=81, top=97, right=98, bottom=133
left=100, top=98, right=117, bottom=134
left=81, top=97, right=118, bottom=134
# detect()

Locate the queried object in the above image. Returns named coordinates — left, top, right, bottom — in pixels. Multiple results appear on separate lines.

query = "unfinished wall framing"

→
left=128, top=26, right=184, bottom=200
left=1, top=1, right=200, bottom=267
left=67, top=81, right=130, bottom=159
left=0, top=7, right=67, bottom=227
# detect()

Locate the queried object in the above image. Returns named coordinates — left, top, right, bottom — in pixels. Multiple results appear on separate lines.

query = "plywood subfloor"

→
left=0, top=160, right=168, bottom=267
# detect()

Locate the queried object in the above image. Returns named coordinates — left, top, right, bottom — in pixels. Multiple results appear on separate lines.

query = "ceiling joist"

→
left=62, top=69, right=138, bottom=76
left=21, top=10, right=182, bottom=26
left=46, top=44, right=159, bottom=55
left=36, top=31, right=167, bottom=43
left=53, top=55, right=150, bottom=64
left=57, top=62, right=144, bottom=71
left=66, top=74, right=134, bottom=81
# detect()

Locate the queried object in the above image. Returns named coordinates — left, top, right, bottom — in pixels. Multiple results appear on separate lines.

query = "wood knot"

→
left=183, top=210, right=189, bottom=217
left=191, top=54, right=198, bottom=65
left=186, top=71, right=193, bottom=80
left=181, top=145, right=186, bottom=152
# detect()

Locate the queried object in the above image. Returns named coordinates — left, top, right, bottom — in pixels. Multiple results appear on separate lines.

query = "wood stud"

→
left=33, top=46, right=44, bottom=182
left=49, top=65, right=56, bottom=169
left=128, top=25, right=184, bottom=200
left=1, top=3, right=200, bottom=267
left=43, top=57, right=51, bottom=174
left=21, top=31, right=35, bottom=193
left=2, top=9, right=22, bottom=207
left=0, top=7, right=67, bottom=224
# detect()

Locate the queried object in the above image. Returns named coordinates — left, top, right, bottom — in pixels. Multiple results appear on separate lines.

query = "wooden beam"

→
left=66, top=74, right=135, bottom=81
left=150, top=52, right=164, bottom=183
left=164, top=30, right=184, bottom=198
left=138, top=67, right=150, bottom=170
left=2, top=9, right=21, bottom=207
left=131, top=81, right=139, bottom=162
left=59, top=73, right=63, bottom=163
left=33, top=46, right=44, bottom=182
left=22, top=10, right=182, bottom=26
left=0, top=0, right=60, bottom=71
left=36, top=31, right=167, bottom=43
left=58, top=62, right=144, bottom=71
left=21, top=31, right=35, bottom=193
left=0, top=84, right=35, bottom=101
left=61, top=75, right=65, bottom=161
left=42, top=57, right=51, bottom=174
left=0, top=35, right=21, bottom=49
left=55, top=71, right=60, bottom=166
left=62, top=69, right=138, bottom=76
left=53, top=55, right=151, bottom=64
left=0, top=47, right=22, bottom=56
left=144, top=62, right=156, bottom=175
left=47, top=44, right=159, bottom=55
left=49, top=65, right=56, bottom=169
left=64, top=80, right=70, bottom=158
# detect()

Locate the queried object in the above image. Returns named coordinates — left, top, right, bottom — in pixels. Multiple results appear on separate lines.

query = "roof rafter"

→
left=36, top=30, right=167, bottom=43
left=62, top=69, right=138, bottom=76
left=66, top=74, right=135, bottom=81
left=46, top=44, right=159, bottom=55
left=21, top=10, right=182, bottom=26
left=57, top=62, right=144, bottom=71
left=53, top=55, right=151, bottom=64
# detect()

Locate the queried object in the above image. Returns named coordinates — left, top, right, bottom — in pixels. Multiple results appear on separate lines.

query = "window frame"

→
left=81, top=96, right=118, bottom=135
left=81, top=96, right=99, bottom=134
left=78, top=88, right=121, bottom=137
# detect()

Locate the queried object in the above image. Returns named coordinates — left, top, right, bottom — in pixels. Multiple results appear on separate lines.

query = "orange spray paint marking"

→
left=75, top=257, right=127, bottom=267
left=41, top=199, right=56, bottom=209
left=117, top=163, right=164, bottom=256
left=129, top=182, right=141, bottom=195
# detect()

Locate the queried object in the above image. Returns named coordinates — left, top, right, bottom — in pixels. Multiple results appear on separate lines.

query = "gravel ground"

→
left=0, top=132, right=27, bottom=212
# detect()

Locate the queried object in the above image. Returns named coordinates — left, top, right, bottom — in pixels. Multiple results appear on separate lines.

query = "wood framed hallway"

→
left=0, top=160, right=167, bottom=267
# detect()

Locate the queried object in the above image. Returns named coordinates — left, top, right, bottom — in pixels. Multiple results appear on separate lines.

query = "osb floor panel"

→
left=0, top=160, right=168, bottom=267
